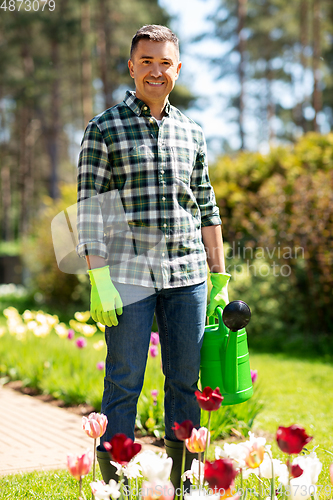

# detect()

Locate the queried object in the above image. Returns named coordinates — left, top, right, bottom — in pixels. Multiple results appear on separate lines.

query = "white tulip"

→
left=137, top=450, right=173, bottom=482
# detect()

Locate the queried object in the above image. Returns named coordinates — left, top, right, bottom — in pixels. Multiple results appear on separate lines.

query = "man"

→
left=77, top=25, right=230, bottom=490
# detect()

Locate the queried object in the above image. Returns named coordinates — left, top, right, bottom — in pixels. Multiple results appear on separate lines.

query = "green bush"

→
left=22, top=184, right=90, bottom=319
left=211, top=133, right=333, bottom=353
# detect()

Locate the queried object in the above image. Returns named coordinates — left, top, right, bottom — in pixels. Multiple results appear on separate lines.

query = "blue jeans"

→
left=100, top=280, right=207, bottom=447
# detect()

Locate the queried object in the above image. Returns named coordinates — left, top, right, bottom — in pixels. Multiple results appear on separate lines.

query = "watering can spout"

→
left=200, top=300, right=253, bottom=405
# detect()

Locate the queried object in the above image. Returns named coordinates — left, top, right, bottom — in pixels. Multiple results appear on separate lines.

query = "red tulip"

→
left=195, top=387, right=224, bottom=411
left=290, top=464, right=303, bottom=478
left=276, top=425, right=313, bottom=454
left=103, top=433, right=142, bottom=465
left=204, top=458, right=238, bottom=491
left=172, top=420, right=194, bottom=440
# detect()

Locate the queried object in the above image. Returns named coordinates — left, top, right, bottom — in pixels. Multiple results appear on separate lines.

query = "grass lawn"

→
left=232, top=351, right=333, bottom=488
left=0, top=469, right=102, bottom=500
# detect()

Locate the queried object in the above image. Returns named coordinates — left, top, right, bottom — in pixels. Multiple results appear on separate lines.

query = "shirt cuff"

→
left=76, top=241, right=108, bottom=260
left=201, top=214, right=222, bottom=227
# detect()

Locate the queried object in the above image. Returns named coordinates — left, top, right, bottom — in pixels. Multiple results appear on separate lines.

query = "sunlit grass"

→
left=0, top=469, right=102, bottom=500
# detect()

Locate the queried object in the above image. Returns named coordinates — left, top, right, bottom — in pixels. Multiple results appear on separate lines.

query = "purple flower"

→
left=151, top=389, right=158, bottom=406
left=251, top=369, right=258, bottom=384
left=96, top=361, right=105, bottom=371
left=67, top=329, right=75, bottom=340
left=149, top=345, right=158, bottom=358
left=76, top=337, right=87, bottom=349
left=150, top=331, right=159, bottom=345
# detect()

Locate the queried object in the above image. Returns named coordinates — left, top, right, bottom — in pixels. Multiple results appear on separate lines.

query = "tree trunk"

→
left=96, top=0, right=118, bottom=109
left=81, top=1, right=93, bottom=126
left=300, top=0, right=309, bottom=132
left=48, top=38, right=60, bottom=200
left=266, top=65, right=275, bottom=143
left=18, top=44, right=35, bottom=236
left=237, top=0, right=247, bottom=149
left=0, top=166, right=13, bottom=241
left=312, top=0, right=321, bottom=131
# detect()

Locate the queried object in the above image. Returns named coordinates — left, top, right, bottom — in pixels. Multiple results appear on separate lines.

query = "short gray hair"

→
left=130, top=25, right=179, bottom=58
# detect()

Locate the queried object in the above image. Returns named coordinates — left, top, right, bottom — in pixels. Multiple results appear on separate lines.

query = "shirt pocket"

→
left=119, top=144, right=155, bottom=181
left=128, top=144, right=154, bottom=161
left=171, top=147, right=194, bottom=185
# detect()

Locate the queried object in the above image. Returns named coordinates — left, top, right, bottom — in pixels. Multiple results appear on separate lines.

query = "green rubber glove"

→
left=206, top=272, right=231, bottom=318
left=87, top=266, right=123, bottom=327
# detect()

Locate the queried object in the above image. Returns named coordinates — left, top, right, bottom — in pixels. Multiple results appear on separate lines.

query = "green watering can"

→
left=200, top=300, right=253, bottom=405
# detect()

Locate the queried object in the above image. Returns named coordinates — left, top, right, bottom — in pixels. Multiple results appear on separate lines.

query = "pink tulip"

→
left=251, top=369, right=258, bottom=384
left=76, top=337, right=87, bottom=348
left=150, top=331, right=159, bottom=345
left=244, top=441, right=265, bottom=469
left=142, top=481, right=174, bottom=500
left=82, top=412, right=108, bottom=439
left=329, top=463, right=333, bottom=485
left=67, top=449, right=93, bottom=480
left=149, top=345, right=158, bottom=358
left=67, top=329, right=75, bottom=340
left=96, top=361, right=105, bottom=371
left=186, top=427, right=209, bottom=453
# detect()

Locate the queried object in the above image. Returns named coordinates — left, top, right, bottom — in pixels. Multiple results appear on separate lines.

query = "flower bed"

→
left=0, top=307, right=263, bottom=440
left=67, top=392, right=333, bottom=500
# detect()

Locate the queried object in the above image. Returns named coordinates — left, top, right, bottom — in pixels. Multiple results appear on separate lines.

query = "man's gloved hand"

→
left=206, top=272, right=231, bottom=318
left=87, top=266, right=123, bottom=327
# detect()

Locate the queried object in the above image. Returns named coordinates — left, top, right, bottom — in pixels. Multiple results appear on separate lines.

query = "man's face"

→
left=128, top=39, right=181, bottom=109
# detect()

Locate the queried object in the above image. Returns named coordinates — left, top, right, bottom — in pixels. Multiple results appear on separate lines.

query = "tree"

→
left=197, top=0, right=333, bottom=149
left=0, top=0, right=196, bottom=244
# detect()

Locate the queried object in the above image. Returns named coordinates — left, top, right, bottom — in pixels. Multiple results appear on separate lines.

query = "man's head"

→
left=130, top=25, right=179, bottom=60
left=128, top=25, right=182, bottom=115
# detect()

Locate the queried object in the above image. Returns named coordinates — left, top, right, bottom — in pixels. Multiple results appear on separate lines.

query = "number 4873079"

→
left=0, top=0, right=56, bottom=11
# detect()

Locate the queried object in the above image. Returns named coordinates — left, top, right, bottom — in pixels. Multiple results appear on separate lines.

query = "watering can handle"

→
left=217, top=306, right=238, bottom=394
left=207, top=306, right=225, bottom=326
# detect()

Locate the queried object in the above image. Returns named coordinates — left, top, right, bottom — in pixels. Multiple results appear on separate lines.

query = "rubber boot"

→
left=164, top=438, right=197, bottom=497
left=96, top=446, right=119, bottom=483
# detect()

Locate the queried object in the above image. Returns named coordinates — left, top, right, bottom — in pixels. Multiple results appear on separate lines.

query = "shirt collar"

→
left=124, top=90, right=171, bottom=117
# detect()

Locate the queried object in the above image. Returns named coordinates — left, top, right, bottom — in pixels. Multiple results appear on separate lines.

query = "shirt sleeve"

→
left=76, top=121, right=111, bottom=259
left=191, top=132, right=222, bottom=227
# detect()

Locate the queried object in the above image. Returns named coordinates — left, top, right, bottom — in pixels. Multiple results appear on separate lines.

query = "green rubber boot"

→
left=164, top=438, right=197, bottom=496
left=96, top=447, right=119, bottom=483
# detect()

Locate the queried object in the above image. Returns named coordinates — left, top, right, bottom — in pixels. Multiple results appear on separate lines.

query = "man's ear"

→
left=175, top=61, right=182, bottom=80
left=128, top=59, right=134, bottom=78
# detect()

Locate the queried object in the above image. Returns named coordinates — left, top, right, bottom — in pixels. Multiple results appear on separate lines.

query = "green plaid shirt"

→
left=77, top=91, right=221, bottom=289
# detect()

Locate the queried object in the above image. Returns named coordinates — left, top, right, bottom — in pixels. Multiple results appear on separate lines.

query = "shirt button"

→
left=162, top=253, right=165, bottom=257
left=162, top=197, right=166, bottom=201
left=161, top=170, right=165, bottom=174
left=143, top=106, right=148, bottom=111
left=163, top=224, right=167, bottom=228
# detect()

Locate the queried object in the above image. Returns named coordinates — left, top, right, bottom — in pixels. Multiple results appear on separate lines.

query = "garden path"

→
left=0, top=385, right=162, bottom=476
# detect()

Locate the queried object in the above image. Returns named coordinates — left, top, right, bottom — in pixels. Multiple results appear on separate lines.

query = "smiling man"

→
left=128, top=36, right=181, bottom=120
left=77, top=25, right=230, bottom=493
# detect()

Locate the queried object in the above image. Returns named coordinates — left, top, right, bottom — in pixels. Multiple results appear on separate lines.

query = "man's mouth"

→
left=146, top=81, right=164, bottom=86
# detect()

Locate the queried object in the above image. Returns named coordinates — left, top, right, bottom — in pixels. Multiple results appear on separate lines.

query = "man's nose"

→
left=149, top=63, right=163, bottom=78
